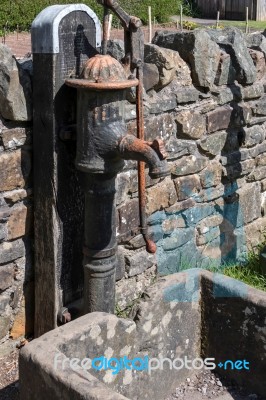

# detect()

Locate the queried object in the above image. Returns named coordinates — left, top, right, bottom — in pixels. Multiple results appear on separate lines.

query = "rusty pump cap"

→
left=65, top=54, right=139, bottom=90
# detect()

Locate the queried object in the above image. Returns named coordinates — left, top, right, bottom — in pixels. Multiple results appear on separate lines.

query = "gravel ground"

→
left=0, top=349, right=19, bottom=400
left=165, top=370, right=264, bottom=400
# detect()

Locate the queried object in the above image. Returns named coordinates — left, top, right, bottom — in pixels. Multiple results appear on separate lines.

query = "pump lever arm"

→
left=97, top=0, right=131, bottom=29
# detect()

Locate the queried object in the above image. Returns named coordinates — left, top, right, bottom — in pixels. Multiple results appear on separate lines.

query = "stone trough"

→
left=20, top=269, right=266, bottom=399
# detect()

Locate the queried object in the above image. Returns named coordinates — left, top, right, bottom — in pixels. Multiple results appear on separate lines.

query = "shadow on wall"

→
left=147, top=98, right=249, bottom=274
left=55, top=23, right=98, bottom=306
left=146, top=27, right=266, bottom=275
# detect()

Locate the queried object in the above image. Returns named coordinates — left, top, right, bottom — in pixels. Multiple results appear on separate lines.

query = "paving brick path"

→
left=2, top=32, right=32, bottom=58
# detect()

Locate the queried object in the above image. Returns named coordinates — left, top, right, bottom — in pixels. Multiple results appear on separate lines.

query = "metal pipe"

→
left=136, top=65, right=156, bottom=254
left=102, top=7, right=110, bottom=55
left=119, top=135, right=169, bottom=179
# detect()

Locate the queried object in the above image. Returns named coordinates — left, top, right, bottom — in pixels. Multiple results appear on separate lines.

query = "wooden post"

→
left=148, top=6, right=152, bottom=43
left=31, top=4, right=101, bottom=337
left=246, top=6, right=249, bottom=34
left=107, top=13, right=113, bottom=41
left=180, top=5, right=183, bottom=32
left=216, top=10, right=220, bottom=29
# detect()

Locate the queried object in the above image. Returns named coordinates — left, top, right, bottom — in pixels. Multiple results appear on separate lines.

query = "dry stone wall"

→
left=115, top=27, right=266, bottom=307
left=0, top=45, right=33, bottom=342
left=1, top=26, right=266, bottom=339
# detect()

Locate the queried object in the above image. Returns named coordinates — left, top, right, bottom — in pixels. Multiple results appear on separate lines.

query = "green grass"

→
left=223, top=265, right=266, bottom=291
left=207, top=247, right=266, bottom=292
left=221, top=19, right=266, bottom=31
left=177, top=242, right=266, bottom=291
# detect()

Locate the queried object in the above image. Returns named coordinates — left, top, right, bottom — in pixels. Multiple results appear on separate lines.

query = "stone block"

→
left=222, top=131, right=241, bottom=154
left=0, top=294, right=10, bottom=314
left=162, top=227, right=194, bottom=250
left=238, top=182, right=261, bottom=225
left=147, top=93, right=177, bottom=114
left=242, top=125, right=265, bottom=147
left=199, top=131, right=227, bottom=156
left=214, top=51, right=236, bottom=85
left=261, top=178, right=266, bottom=192
left=0, top=264, right=14, bottom=291
left=247, top=166, right=266, bottom=181
left=196, top=226, right=220, bottom=246
left=197, top=184, right=225, bottom=202
left=125, top=250, right=156, bottom=277
left=175, top=87, right=199, bottom=104
left=0, top=239, right=26, bottom=264
left=127, top=113, right=176, bottom=142
left=147, top=210, right=166, bottom=225
left=1, top=127, right=28, bottom=150
left=0, top=149, right=31, bottom=192
left=223, top=159, right=255, bottom=180
left=256, top=153, right=266, bottom=166
left=165, top=198, right=196, bottom=215
left=251, top=95, right=266, bottom=116
left=10, top=282, right=23, bottom=309
left=249, top=49, right=266, bottom=81
left=116, top=266, right=156, bottom=310
left=149, top=224, right=164, bottom=243
left=7, top=203, right=31, bottom=240
left=0, top=316, right=10, bottom=340
left=231, top=103, right=251, bottom=127
left=248, top=116, right=266, bottom=126
left=152, top=29, right=221, bottom=88
left=143, top=62, right=160, bottom=91
left=213, top=87, right=234, bottom=105
left=220, top=149, right=250, bottom=166
left=115, top=171, right=131, bottom=206
left=240, top=83, right=264, bottom=100
left=116, top=246, right=125, bottom=281
left=128, top=169, right=159, bottom=195
left=124, top=104, right=137, bottom=121
left=0, top=223, right=6, bottom=241
left=0, top=207, right=11, bottom=222
left=144, top=43, right=192, bottom=89
left=171, top=155, right=208, bottom=176
left=175, top=110, right=206, bottom=139
left=107, top=39, right=124, bottom=61
left=206, top=106, right=233, bottom=133
left=10, top=297, right=26, bottom=339
left=245, top=31, right=266, bottom=57
left=174, top=174, right=201, bottom=201
left=165, top=137, right=197, bottom=160
left=0, top=44, right=32, bottom=121
left=245, top=217, right=266, bottom=250
left=124, top=234, right=146, bottom=250
left=196, top=214, right=223, bottom=233
left=161, top=216, right=186, bottom=234
left=146, top=177, right=177, bottom=215
left=117, top=198, right=139, bottom=238
left=207, top=28, right=257, bottom=84
left=249, top=142, right=266, bottom=158
left=3, top=189, right=28, bottom=204
left=199, top=162, right=222, bottom=188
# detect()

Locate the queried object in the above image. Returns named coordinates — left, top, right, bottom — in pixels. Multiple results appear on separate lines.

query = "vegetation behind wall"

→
left=0, top=0, right=190, bottom=32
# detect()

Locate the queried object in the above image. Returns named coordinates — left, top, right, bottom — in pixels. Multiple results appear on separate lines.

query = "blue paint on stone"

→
left=163, top=269, right=201, bottom=303
left=213, top=273, right=248, bottom=298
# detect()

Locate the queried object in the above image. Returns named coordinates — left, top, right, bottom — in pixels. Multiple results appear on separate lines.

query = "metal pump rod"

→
left=98, top=0, right=157, bottom=253
left=102, top=7, right=110, bottom=55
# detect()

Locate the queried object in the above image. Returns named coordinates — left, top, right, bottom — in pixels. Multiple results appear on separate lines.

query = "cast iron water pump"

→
left=65, top=0, right=169, bottom=314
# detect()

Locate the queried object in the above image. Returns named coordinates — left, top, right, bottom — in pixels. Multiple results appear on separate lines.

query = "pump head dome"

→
left=65, top=54, right=138, bottom=90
